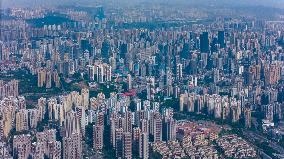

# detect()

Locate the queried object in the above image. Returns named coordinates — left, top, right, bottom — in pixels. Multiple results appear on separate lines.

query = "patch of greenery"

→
left=90, top=84, right=116, bottom=98
left=26, top=105, right=35, bottom=109
left=0, top=69, right=63, bottom=96
left=150, top=151, right=162, bottom=159
left=161, top=98, right=179, bottom=111
left=26, top=14, right=73, bottom=28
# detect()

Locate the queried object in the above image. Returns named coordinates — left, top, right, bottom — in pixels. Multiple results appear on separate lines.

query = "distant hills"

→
left=0, top=0, right=284, bottom=9
left=2, top=0, right=284, bottom=8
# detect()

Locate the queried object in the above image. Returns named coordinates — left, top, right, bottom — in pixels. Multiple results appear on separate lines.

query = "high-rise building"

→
left=12, top=79, right=19, bottom=97
left=110, top=117, right=117, bottom=148
left=231, top=100, right=241, bottom=123
left=127, top=74, right=132, bottom=90
left=120, top=43, right=128, bottom=59
left=37, top=97, right=47, bottom=121
left=218, top=31, right=225, bottom=48
left=0, top=42, right=2, bottom=62
left=76, top=106, right=86, bottom=136
left=53, top=71, right=61, bottom=88
left=15, top=109, right=29, bottom=132
left=63, top=132, right=82, bottom=159
left=13, top=134, right=32, bottom=159
left=179, top=93, right=195, bottom=113
left=124, top=111, right=132, bottom=133
left=1, top=104, right=15, bottom=138
left=97, top=112, right=104, bottom=126
left=154, top=115, right=162, bottom=142
left=176, top=63, right=183, bottom=80
left=46, top=70, right=52, bottom=88
left=93, top=125, right=104, bottom=151
left=188, top=93, right=195, bottom=112
left=38, top=68, right=46, bottom=88
left=101, top=40, right=110, bottom=61
left=31, top=142, right=45, bottom=159
left=36, top=129, right=57, bottom=155
left=132, top=127, right=141, bottom=155
left=0, top=80, right=19, bottom=99
left=88, top=65, right=95, bottom=81
left=28, top=109, right=39, bottom=129
left=65, top=111, right=81, bottom=137
left=139, top=132, right=149, bottom=159
left=1, top=47, right=10, bottom=61
left=195, top=95, right=204, bottom=113
left=214, top=98, right=222, bottom=119
left=179, top=94, right=185, bottom=112
left=47, top=98, right=59, bottom=121
left=47, top=141, right=61, bottom=159
left=163, top=118, right=176, bottom=141
left=95, top=63, right=112, bottom=83
left=122, top=132, right=132, bottom=159
left=115, top=128, right=123, bottom=158
left=140, top=119, right=149, bottom=135
left=81, top=88, right=89, bottom=109
left=200, top=32, right=209, bottom=53
left=18, top=96, right=26, bottom=110
left=0, top=120, right=4, bottom=141
left=244, top=108, right=252, bottom=128
left=213, top=69, right=220, bottom=83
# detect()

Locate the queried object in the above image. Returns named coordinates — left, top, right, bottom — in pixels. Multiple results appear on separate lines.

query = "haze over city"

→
left=1, top=0, right=284, bottom=159
left=2, top=0, right=284, bottom=8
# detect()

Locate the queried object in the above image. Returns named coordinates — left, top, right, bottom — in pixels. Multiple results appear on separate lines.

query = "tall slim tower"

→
left=218, top=31, right=225, bottom=48
left=244, top=108, right=252, bottom=128
left=154, top=115, right=162, bottom=142
left=115, top=128, right=123, bottom=158
left=139, top=132, right=149, bottom=159
left=200, top=32, right=209, bottom=53
left=122, top=132, right=132, bottom=159
left=93, top=125, right=104, bottom=151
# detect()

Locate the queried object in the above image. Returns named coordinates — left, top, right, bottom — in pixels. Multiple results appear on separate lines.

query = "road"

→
left=243, top=130, right=284, bottom=154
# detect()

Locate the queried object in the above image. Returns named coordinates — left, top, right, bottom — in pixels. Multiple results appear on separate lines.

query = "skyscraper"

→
left=115, top=128, right=123, bottom=158
left=101, top=40, right=110, bottom=61
left=163, top=118, right=176, bottom=141
left=139, top=132, right=149, bottom=159
left=132, top=127, right=141, bottom=155
left=200, top=32, right=209, bottom=53
left=46, top=70, right=52, bottom=89
left=81, top=88, right=89, bottom=109
left=38, top=68, right=46, bottom=88
left=63, top=132, right=82, bottom=159
left=30, top=142, right=45, bottom=159
left=127, top=74, right=132, bottom=90
left=154, top=115, right=162, bottom=142
left=93, top=125, right=104, bottom=151
left=124, top=111, right=133, bottom=133
left=218, top=31, right=225, bottom=48
left=122, top=132, right=132, bottom=159
left=244, top=108, right=252, bottom=128
left=13, top=134, right=32, bottom=159
left=15, top=109, right=29, bottom=132
left=76, top=106, right=86, bottom=136
left=47, top=141, right=62, bottom=159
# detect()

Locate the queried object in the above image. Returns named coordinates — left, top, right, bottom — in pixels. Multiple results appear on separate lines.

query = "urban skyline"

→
left=1, top=0, right=284, bottom=159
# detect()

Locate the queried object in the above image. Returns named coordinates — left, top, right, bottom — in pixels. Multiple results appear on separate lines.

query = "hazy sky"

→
left=1, top=0, right=284, bottom=8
